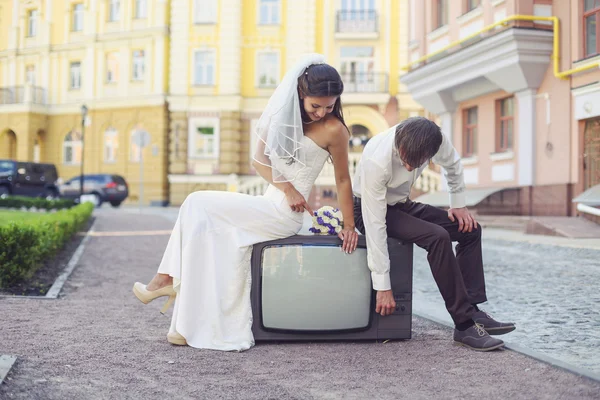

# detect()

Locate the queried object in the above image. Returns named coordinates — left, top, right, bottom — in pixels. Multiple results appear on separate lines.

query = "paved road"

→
left=1, top=209, right=600, bottom=399
left=412, top=233, right=600, bottom=375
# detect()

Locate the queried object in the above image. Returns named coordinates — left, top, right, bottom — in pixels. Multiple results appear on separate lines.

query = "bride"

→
left=132, top=53, right=359, bottom=351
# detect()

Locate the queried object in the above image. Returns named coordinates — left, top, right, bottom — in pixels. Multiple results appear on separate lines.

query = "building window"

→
left=194, top=0, right=217, bottom=23
left=73, top=3, right=84, bottom=31
left=256, top=52, right=279, bottom=88
left=104, top=128, right=119, bottom=163
left=28, top=10, right=38, bottom=37
left=109, top=0, right=120, bottom=22
left=28, top=9, right=39, bottom=37
left=64, top=131, right=82, bottom=165
left=338, top=0, right=376, bottom=33
left=135, top=0, right=147, bottom=19
left=462, top=107, right=477, bottom=157
left=132, top=50, right=145, bottom=81
left=584, top=0, right=600, bottom=57
left=193, top=50, right=216, bottom=85
left=188, top=117, right=219, bottom=159
left=106, top=52, right=119, bottom=83
left=70, top=62, right=81, bottom=89
left=25, top=65, right=36, bottom=85
left=259, top=0, right=280, bottom=25
left=496, top=97, right=514, bottom=152
left=464, top=0, right=480, bottom=13
left=434, top=0, right=448, bottom=29
left=340, top=47, right=375, bottom=92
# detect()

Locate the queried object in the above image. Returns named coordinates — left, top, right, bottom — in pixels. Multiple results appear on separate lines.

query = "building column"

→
left=168, top=112, right=189, bottom=174
left=438, top=111, right=455, bottom=191
left=516, top=89, right=536, bottom=186
left=218, top=111, right=241, bottom=174
left=218, top=0, right=241, bottom=95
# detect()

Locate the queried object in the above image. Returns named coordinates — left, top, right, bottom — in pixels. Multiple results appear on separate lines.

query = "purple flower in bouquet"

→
left=309, top=206, right=343, bottom=235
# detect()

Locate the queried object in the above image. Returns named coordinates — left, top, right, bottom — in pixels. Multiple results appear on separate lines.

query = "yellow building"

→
left=0, top=0, right=430, bottom=206
left=0, top=0, right=170, bottom=205
left=167, top=0, right=429, bottom=206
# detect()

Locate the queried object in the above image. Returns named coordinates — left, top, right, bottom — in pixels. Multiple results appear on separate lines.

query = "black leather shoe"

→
left=473, top=310, right=516, bottom=335
left=454, top=323, right=505, bottom=351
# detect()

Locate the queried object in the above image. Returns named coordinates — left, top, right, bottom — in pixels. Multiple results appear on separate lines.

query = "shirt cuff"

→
left=371, top=271, right=391, bottom=291
left=449, top=191, right=466, bottom=209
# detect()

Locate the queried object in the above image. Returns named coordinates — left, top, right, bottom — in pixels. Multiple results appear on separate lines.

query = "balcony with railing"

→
left=336, top=10, right=378, bottom=37
left=0, top=85, right=47, bottom=106
left=341, top=73, right=388, bottom=93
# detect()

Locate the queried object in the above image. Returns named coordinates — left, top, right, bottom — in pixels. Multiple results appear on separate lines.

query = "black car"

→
left=0, top=160, right=60, bottom=199
left=59, top=174, right=129, bottom=207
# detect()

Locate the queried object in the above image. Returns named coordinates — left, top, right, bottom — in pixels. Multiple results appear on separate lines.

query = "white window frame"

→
left=258, top=0, right=280, bottom=25
left=188, top=117, right=220, bottom=160
left=135, top=0, right=147, bottom=19
left=28, top=9, right=38, bottom=37
left=63, top=131, right=82, bottom=165
left=104, top=128, right=119, bottom=163
left=193, top=0, right=217, bottom=24
left=255, top=51, right=280, bottom=88
left=70, top=62, right=81, bottom=89
left=25, top=65, right=36, bottom=85
left=106, top=52, right=119, bottom=83
left=193, top=49, right=216, bottom=86
left=109, top=0, right=120, bottom=22
left=73, top=3, right=84, bottom=32
left=132, top=50, right=145, bottom=81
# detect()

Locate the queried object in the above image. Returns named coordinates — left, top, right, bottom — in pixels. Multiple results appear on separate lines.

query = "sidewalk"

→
left=1, top=211, right=599, bottom=400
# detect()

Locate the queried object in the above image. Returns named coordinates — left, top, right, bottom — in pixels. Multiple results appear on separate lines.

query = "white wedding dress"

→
left=157, top=135, right=330, bottom=351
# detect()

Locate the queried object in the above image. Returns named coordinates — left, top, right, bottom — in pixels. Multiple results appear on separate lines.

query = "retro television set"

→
left=250, top=235, right=413, bottom=341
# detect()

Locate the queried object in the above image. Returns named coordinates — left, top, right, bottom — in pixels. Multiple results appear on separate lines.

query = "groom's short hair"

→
left=394, top=117, right=443, bottom=167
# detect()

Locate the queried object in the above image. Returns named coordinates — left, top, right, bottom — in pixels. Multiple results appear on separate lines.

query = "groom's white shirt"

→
left=352, top=125, right=466, bottom=291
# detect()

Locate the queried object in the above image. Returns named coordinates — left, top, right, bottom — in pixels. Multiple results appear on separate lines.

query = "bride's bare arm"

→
left=326, top=120, right=358, bottom=253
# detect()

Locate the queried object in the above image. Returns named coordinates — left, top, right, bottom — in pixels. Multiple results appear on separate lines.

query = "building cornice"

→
left=400, top=28, right=553, bottom=114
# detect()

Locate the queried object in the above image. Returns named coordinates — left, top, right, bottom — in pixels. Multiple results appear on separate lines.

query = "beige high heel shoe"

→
left=167, top=331, right=187, bottom=346
left=132, top=282, right=176, bottom=314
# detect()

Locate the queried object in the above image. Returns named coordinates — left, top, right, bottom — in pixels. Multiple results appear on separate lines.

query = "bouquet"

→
left=309, top=206, right=343, bottom=235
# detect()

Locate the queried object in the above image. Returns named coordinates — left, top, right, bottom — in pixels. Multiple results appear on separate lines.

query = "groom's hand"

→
left=447, top=207, right=478, bottom=233
left=376, top=290, right=396, bottom=316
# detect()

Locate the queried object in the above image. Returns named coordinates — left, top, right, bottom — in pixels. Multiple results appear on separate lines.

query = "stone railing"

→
left=237, top=153, right=442, bottom=196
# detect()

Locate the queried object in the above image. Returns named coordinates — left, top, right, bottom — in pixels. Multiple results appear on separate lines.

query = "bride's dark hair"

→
left=297, top=64, right=349, bottom=132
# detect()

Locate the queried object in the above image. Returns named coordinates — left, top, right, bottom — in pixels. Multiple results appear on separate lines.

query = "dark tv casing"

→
left=250, top=235, right=413, bottom=341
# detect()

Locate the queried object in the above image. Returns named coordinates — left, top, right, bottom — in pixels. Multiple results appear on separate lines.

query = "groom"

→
left=353, top=117, right=515, bottom=351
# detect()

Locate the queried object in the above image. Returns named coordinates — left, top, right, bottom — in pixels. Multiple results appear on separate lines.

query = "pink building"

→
left=401, top=0, right=600, bottom=218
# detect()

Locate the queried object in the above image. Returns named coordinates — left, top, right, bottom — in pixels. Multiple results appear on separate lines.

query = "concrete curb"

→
left=0, top=219, right=97, bottom=300
left=0, top=355, right=17, bottom=384
left=413, top=309, right=600, bottom=383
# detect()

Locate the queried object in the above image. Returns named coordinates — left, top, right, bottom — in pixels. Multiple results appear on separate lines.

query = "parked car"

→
left=0, top=159, right=60, bottom=199
left=59, top=174, right=129, bottom=207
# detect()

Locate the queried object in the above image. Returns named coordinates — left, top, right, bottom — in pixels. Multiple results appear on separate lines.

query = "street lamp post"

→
left=79, top=104, right=88, bottom=202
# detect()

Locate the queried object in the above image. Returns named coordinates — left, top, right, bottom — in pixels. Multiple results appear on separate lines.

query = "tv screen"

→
left=260, top=244, right=371, bottom=331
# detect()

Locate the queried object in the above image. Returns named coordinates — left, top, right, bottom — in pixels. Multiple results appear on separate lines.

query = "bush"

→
left=0, top=196, right=75, bottom=210
left=0, top=202, right=94, bottom=288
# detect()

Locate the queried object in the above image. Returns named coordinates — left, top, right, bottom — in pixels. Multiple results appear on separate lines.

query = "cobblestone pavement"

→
left=2, top=209, right=600, bottom=399
left=412, top=236, right=600, bottom=375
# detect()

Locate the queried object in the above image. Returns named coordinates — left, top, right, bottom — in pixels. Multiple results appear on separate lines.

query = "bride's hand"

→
left=338, top=227, right=358, bottom=254
left=284, top=187, right=314, bottom=215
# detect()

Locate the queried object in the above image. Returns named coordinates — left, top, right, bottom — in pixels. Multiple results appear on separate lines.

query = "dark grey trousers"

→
left=354, top=197, right=487, bottom=325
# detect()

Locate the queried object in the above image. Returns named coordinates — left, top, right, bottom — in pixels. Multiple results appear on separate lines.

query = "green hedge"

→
left=0, top=196, right=75, bottom=210
left=0, top=202, right=94, bottom=288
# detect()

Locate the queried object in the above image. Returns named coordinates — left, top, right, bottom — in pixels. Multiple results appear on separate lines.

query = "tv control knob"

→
left=400, top=305, right=406, bottom=312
